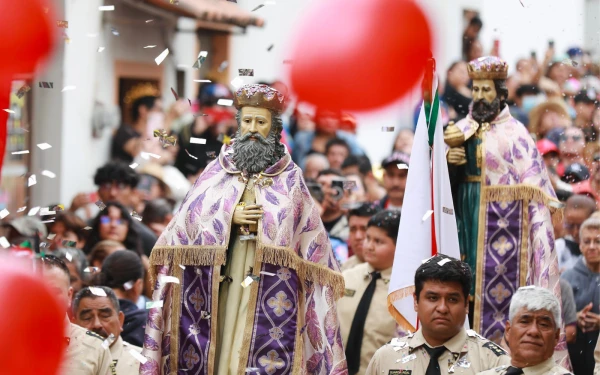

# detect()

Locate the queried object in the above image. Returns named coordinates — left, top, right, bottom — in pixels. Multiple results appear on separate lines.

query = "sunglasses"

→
left=100, top=216, right=125, bottom=226
left=559, top=134, right=583, bottom=142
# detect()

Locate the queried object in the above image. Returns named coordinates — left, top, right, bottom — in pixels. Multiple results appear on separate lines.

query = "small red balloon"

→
left=0, top=259, right=66, bottom=375
left=289, top=0, right=432, bottom=111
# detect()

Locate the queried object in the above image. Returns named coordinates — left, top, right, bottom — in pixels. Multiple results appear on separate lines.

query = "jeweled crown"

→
left=467, top=56, right=509, bottom=80
left=234, top=84, right=285, bottom=114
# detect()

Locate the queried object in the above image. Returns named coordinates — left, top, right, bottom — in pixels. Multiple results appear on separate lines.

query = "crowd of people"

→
left=1, top=15, right=600, bottom=374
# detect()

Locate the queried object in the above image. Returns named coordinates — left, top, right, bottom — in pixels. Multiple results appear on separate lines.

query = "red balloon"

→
left=0, top=0, right=55, bottom=77
left=289, top=0, right=432, bottom=112
left=0, top=259, right=66, bottom=375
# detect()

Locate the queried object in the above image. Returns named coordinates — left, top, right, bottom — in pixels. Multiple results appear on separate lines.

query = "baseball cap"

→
left=2, top=216, right=48, bottom=238
left=561, top=163, right=590, bottom=183
left=573, top=89, right=597, bottom=104
left=536, top=139, right=559, bottom=156
left=381, top=152, right=410, bottom=169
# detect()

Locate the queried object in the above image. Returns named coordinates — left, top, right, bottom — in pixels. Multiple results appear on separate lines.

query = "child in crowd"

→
left=337, top=209, right=404, bottom=375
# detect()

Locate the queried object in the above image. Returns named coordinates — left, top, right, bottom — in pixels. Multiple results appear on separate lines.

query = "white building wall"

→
left=584, top=0, right=600, bottom=58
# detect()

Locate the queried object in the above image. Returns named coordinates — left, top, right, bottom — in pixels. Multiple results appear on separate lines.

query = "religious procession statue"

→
left=444, top=57, right=563, bottom=346
left=141, top=84, right=347, bottom=374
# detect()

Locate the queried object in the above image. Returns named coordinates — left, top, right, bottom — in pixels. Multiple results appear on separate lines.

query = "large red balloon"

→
left=0, top=258, right=66, bottom=375
left=289, top=0, right=432, bottom=112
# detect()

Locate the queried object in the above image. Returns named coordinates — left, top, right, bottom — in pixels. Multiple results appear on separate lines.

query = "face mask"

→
left=567, top=105, right=577, bottom=119
left=521, top=94, right=545, bottom=114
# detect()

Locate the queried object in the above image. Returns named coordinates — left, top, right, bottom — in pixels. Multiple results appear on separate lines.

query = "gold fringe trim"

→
left=481, top=185, right=564, bottom=227
left=387, top=289, right=416, bottom=333
left=256, top=244, right=346, bottom=299
left=169, top=262, right=184, bottom=373
left=149, top=246, right=227, bottom=285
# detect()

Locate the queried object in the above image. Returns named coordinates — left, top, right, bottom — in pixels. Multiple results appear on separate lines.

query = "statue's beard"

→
left=471, top=98, right=501, bottom=124
left=232, top=130, right=280, bottom=174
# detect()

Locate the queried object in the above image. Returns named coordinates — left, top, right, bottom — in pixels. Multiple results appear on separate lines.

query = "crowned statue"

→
left=444, top=57, right=564, bottom=359
left=141, top=84, right=347, bottom=375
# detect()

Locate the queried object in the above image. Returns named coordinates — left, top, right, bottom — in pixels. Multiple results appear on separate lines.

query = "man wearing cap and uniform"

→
left=378, top=152, right=411, bottom=210
left=477, top=286, right=572, bottom=375
left=366, top=255, right=510, bottom=375
left=73, top=286, right=143, bottom=375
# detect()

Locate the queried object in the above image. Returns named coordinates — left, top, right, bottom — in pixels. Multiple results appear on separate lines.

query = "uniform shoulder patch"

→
left=389, top=370, right=411, bottom=375
left=85, top=330, right=104, bottom=340
left=482, top=341, right=507, bottom=357
left=344, top=288, right=356, bottom=297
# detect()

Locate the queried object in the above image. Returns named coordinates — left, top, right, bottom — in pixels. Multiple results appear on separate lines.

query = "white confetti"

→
left=61, top=86, right=76, bottom=92
left=146, top=300, right=164, bottom=309
left=422, top=210, right=434, bottom=222
left=230, top=76, right=244, bottom=89
left=101, top=333, right=115, bottom=349
left=65, top=251, right=73, bottom=262
left=160, top=276, right=180, bottom=284
left=131, top=211, right=143, bottom=221
left=190, top=137, right=206, bottom=145
left=99, top=5, right=115, bottom=11
left=37, top=143, right=52, bottom=150
left=16, top=206, right=26, bottom=212
left=397, top=163, right=408, bottom=170
left=129, top=349, right=148, bottom=364
left=40, top=207, right=56, bottom=215
left=155, top=48, right=169, bottom=65
left=41, top=219, right=55, bottom=224
left=438, top=258, right=451, bottom=266
left=129, top=163, right=138, bottom=169
left=401, top=354, right=417, bottom=363
left=28, top=174, right=37, bottom=187
left=145, top=19, right=153, bottom=23
left=47, top=233, right=56, bottom=240
left=28, top=206, right=40, bottom=216
left=241, top=276, right=254, bottom=288
left=41, top=170, right=56, bottom=178
left=97, top=47, right=105, bottom=53
left=179, top=265, right=186, bottom=270
left=89, top=287, right=107, bottom=297
left=0, top=237, right=10, bottom=248
left=140, top=152, right=161, bottom=160
left=143, top=45, right=157, bottom=49
left=123, top=281, right=134, bottom=290
left=3, top=109, right=15, bottom=114
left=0, top=209, right=9, bottom=219
left=11, top=150, right=29, bottom=155
left=259, top=271, right=276, bottom=277
left=84, top=226, right=92, bottom=230
left=217, top=99, right=233, bottom=106
left=193, top=79, right=212, bottom=83
left=185, top=149, right=198, bottom=159
left=84, top=267, right=99, bottom=273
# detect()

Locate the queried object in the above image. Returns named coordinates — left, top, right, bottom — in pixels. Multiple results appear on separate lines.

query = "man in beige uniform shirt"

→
left=366, top=254, right=511, bottom=375
left=477, top=286, right=571, bottom=375
left=73, top=286, right=143, bottom=375
left=340, top=203, right=380, bottom=272
left=40, top=255, right=112, bottom=375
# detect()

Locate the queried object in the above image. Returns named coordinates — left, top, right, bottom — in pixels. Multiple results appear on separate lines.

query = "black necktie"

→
left=424, top=346, right=446, bottom=375
left=345, top=271, right=381, bottom=375
left=505, top=366, right=523, bottom=375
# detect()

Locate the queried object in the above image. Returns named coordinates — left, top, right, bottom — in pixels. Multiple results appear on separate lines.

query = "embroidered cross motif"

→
left=258, top=350, right=285, bottom=374
left=491, top=236, right=513, bottom=256
left=490, top=283, right=511, bottom=304
left=267, top=291, right=293, bottom=317
left=183, top=345, right=200, bottom=369
left=189, top=288, right=204, bottom=312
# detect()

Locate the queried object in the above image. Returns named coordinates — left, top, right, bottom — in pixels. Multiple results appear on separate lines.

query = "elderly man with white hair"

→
left=477, top=286, right=571, bottom=375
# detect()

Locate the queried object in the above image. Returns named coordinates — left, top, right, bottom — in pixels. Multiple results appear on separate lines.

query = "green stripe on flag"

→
left=427, top=92, right=439, bottom=147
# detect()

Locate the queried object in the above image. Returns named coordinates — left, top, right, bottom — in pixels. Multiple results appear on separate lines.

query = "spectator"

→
left=338, top=210, right=403, bottom=374
left=292, top=108, right=363, bottom=169
left=88, top=240, right=126, bottom=270
left=111, top=94, right=162, bottom=163
left=572, top=153, right=600, bottom=206
left=559, top=126, right=586, bottom=170
left=556, top=194, right=596, bottom=271
left=392, top=128, right=415, bottom=155
left=342, top=174, right=367, bottom=205
left=69, top=162, right=157, bottom=255
left=562, top=217, right=600, bottom=375
left=82, top=201, right=143, bottom=256
left=342, top=155, right=386, bottom=203
left=316, top=169, right=349, bottom=242
left=303, top=153, right=329, bottom=180
left=466, top=38, right=484, bottom=62
left=462, top=16, right=482, bottom=61
left=95, top=250, right=148, bottom=347
left=574, top=89, right=598, bottom=142
left=141, top=198, right=174, bottom=238
left=0, top=216, right=47, bottom=251
left=562, top=162, right=590, bottom=184
left=48, top=212, right=86, bottom=250
left=39, top=255, right=112, bottom=373
left=325, top=138, right=351, bottom=170
left=560, top=278, right=578, bottom=344
left=174, top=83, right=236, bottom=183
left=547, top=62, right=570, bottom=91
left=528, top=99, right=570, bottom=141
left=73, top=287, right=143, bottom=375
left=443, top=61, right=472, bottom=121
left=379, top=152, right=410, bottom=210
left=341, top=203, right=381, bottom=271
left=54, top=248, right=89, bottom=298
left=512, top=84, right=543, bottom=126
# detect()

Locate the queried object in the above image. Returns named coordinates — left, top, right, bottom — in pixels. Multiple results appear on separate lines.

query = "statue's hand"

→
left=232, top=204, right=264, bottom=225
left=447, top=147, right=467, bottom=166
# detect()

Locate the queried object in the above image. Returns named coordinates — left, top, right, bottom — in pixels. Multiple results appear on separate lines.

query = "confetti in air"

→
left=99, top=5, right=115, bottom=11
left=146, top=300, right=164, bottom=309
left=185, top=149, right=198, bottom=159
left=155, top=48, right=169, bottom=65
left=238, top=69, right=254, bottom=76
left=192, top=51, right=208, bottom=69
left=39, top=82, right=54, bottom=89
left=0, top=209, right=9, bottom=219
left=397, top=163, right=408, bottom=170
left=16, top=85, right=31, bottom=98
left=190, top=137, right=207, bottom=145
left=37, top=143, right=52, bottom=150
left=251, top=4, right=264, bottom=11
left=217, top=99, right=233, bottom=106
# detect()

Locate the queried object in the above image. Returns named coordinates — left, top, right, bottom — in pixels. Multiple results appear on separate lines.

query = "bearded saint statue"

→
left=141, top=84, right=346, bottom=374
left=444, top=56, right=568, bottom=367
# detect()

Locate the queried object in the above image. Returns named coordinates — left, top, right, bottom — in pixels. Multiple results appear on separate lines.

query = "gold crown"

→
left=234, top=84, right=285, bottom=114
left=124, top=83, right=160, bottom=106
left=467, top=56, right=509, bottom=80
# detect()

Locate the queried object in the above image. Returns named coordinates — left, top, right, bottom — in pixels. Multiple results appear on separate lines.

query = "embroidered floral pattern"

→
left=492, top=236, right=513, bottom=256
left=490, top=283, right=511, bottom=304
left=258, top=350, right=285, bottom=375
left=267, top=291, right=293, bottom=317
left=189, top=288, right=204, bottom=312
left=182, top=345, right=200, bottom=369
left=269, top=327, right=284, bottom=340
left=277, top=267, right=291, bottom=281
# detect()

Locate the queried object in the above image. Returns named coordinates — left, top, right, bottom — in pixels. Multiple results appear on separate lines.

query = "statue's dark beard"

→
left=471, top=98, right=501, bottom=124
left=232, top=130, right=280, bottom=174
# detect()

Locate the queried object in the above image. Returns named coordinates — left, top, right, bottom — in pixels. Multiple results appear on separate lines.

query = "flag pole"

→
left=422, top=58, right=437, bottom=257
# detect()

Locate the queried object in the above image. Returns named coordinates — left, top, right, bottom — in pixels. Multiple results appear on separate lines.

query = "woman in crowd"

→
left=443, top=61, right=472, bottom=121
left=528, top=98, right=570, bottom=141
left=83, top=201, right=143, bottom=256
left=87, top=239, right=126, bottom=270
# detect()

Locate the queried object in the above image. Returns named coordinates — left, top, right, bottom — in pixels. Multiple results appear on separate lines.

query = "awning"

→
left=146, top=0, right=264, bottom=28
